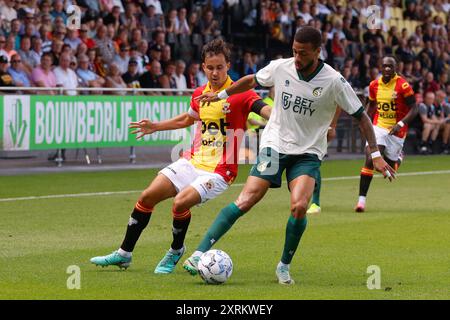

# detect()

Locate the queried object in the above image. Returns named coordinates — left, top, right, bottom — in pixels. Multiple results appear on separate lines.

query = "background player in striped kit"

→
left=355, top=56, right=418, bottom=212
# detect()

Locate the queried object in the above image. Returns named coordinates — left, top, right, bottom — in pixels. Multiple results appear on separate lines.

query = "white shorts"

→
left=159, top=158, right=229, bottom=204
left=366, top=125, right=405, bottom=161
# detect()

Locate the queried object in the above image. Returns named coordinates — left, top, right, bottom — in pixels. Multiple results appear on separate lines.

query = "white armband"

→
left=217, top=89, right=229, bottom=100
left=371, top=151, right=382, bottom=159
left=397, top=121, right=405, bottom=128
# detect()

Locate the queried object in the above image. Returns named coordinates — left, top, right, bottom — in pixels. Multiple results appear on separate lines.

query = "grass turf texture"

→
left=1, top=155, right=449, bottom=299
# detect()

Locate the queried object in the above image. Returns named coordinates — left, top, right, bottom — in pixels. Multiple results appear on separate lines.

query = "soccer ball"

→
left=198, top=249, right=233, bottom=284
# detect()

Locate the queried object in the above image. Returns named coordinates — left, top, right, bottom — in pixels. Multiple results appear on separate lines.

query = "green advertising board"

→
left=1, top=95, right=191, bottom=151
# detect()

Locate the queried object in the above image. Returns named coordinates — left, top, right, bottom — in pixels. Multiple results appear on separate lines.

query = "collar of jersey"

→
left=380, top=73, right=399, bottom=85
left=203, top=76, right=233, bottom=94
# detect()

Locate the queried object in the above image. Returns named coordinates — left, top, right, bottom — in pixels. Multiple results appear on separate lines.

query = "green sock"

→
left=281, top=215, right=307, bottom=264
left=197, top=203, right=244, bottom=252
left=311, top=171, right=321, bottom=206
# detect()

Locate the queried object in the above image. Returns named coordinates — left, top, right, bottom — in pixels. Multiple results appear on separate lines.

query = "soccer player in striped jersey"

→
left=90, top=39, right=271, bottom=273
left=183, top=26, right=395, bottom=285
left=355, top=56, right=418, bottom=212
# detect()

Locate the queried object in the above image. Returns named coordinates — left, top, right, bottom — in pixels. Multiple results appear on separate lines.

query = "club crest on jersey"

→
left=257, top=160, right=269, bottom=172
left=222, top=102, right=231, bottom=114
left=312, top=87, right=323, bottom=97
left=285, top=80, right=290, bottom=87
left=392, top=91, right=397, bottom=99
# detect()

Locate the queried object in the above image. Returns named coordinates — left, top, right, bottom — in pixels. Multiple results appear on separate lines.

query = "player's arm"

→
left=356, top=110, right=396, bottom=180
left=389, top=92, right=419, bottom=135
left=129, top=113, right=195, bottom=139
left=251, top=99, right=271, bottom=121
left=335, top=77, right=395, bottom=180
left=366, top=82, right=378, bottom=120
left=327, top=107, right=341, bottom=142
left=366, top=99, right=377, bottom=120
left=195, top=74, right=257, bottom=104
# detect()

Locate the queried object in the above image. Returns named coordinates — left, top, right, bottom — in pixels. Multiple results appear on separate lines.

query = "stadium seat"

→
left=391, top=7, right=403, bottom=20
left=404, top=20, right=415, bottom=35
left=392, top=19, right=405, bottom=32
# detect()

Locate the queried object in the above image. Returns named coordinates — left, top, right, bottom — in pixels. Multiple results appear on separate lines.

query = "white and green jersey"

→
left=255, top=58, right=363, bottom=160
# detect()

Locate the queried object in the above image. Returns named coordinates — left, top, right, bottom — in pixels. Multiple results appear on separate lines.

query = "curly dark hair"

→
left=201, top=38, right=231, bottom=63
left=294, top=26, right=322, bottom=49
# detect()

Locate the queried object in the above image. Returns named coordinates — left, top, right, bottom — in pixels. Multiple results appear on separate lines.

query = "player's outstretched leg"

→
left=91, top=174, right=176, bottom=269
left=90, top=199, right=153, bottom=269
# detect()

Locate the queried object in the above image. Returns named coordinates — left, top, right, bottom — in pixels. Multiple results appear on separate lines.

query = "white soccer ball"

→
left=198, top=249, right=233, bottom=284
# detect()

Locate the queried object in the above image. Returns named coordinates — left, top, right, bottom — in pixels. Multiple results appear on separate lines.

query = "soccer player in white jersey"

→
left=183, top=26, right=396, bottom=285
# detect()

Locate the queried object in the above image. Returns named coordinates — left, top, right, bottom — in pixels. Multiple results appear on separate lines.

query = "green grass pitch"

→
left=1, top=155, right=449, bottom=299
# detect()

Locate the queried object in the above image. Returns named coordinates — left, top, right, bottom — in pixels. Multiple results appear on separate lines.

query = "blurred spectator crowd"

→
left=0, top=0, right=448, bottom=153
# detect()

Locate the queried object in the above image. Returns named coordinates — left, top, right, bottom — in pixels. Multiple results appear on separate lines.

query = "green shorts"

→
left=249, top=147, right=322, bottom=188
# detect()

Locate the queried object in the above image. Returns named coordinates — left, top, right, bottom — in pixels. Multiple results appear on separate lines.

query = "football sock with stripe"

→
left=197, top=203, right=244, bottom=252
left=120, top=201, right=152, bottom=253
left=281, top=215, right=307, bottom=264
left=171, top=209, right=191, bottom=251
left=359, top=167, right=374, bottom=197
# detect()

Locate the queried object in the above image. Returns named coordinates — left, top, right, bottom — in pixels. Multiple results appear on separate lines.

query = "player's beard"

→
left=296, top=59, right=315, bottom=73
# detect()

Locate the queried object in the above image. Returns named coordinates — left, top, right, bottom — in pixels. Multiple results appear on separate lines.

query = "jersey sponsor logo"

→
left=281, top=91, right=316, bottom=116
left=377, top=101, right=397, bottom=112
left=312, top=87, right=323, bottom=97
left=282, top=92, right=293, bottom=110
left=201, top=119, right=230, bottom=147
left=201, top=119, right=230, bottom=135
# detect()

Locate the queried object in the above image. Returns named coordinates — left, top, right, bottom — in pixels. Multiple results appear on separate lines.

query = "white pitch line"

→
left=1, top=170, right=449, bottom=203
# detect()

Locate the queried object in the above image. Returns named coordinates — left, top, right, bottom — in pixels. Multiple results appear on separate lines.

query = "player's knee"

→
left=172, top=196, right=189, bottom=213
left=235, top=194, right=257, bottom=213
left=291, top=199, right=308, bottom=218
left=138, top=190, right=156, bottom=208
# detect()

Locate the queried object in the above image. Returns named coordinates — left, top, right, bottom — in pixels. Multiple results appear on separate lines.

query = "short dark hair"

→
left=201, top=38, right=231, bottom=63
left=294, top=26, right=322, bottom=49
left=383, top=55, right=398, bottom=65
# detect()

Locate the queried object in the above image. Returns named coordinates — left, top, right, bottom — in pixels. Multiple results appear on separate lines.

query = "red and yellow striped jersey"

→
left=369, top=74, right=415, bottom=138
left=185, top=77, right=261, bottom=183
